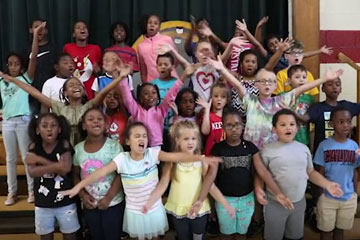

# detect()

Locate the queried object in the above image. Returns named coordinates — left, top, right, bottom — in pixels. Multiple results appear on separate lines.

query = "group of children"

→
left=0, top=14, right=359, bottom=240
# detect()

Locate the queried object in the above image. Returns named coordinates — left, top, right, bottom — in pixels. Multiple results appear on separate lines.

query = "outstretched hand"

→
left=0, top=71, right=13, bottom=83
left=257, top=16, right=269, bottom=28
left=198, top=25, right=213, bottom=37
left=325, top=69, right=343, bottom=81
left=59, top=185, right=82, bottom=199
left=320, top=45, right=333, bottom=55
left=207, top=55, right=225, bottom=71
left=33, top=21, right=46, bottom=36
left=326, top=182, right=344, bottom=198
left=157, top=44, right=174, bottom=55
left=278, top=38, right=294, bottom=52
left=196, top=98, right=212, bottom=110
left=229, top=37, right=250, bottom=48
left=235, top=19, right=248, bottom=32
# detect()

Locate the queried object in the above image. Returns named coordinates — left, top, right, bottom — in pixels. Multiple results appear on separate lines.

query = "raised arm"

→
left=294, top=69, right=343, bottom=97
left=138, top=51, right=147, bottom=83
left=157, top=44, right=190, bottom=68
left=27, top=22, right=46, bottom=80
left=254, top=16, right=269, bottom=44
left=303, top=45, right=333, bottom=58
left=0, top=72, right=52, bottom=107
left=221, top=37, right=250, bottom=63
left=264, top=38, right=294, bottom=71
left=196, top=98, right=212, bottom=135
left=185, top=17, right=197, bottom=56
left=199, top=25, right=227, bottom=51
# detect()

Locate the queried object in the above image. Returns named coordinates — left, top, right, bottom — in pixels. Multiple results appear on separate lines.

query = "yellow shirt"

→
left=274, top=68, right=319, bottom=95
left=165, top=162, right=211, bottom=217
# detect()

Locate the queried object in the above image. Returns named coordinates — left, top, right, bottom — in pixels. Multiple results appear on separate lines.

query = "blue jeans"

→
left=2, top=115, right=33, bottom=194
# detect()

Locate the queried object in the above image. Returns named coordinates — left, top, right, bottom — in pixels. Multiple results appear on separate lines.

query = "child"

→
left=280, top=64, right=315, bottom=146
left=106, top=22, right=139, bottom=71
left=171, top=88, right=198, bottom=124
left=307, top=77, right=360, bottom=152
left=118, top=64, right=194, bottom=147
left=259, top=109, right=343, bottom=240
left=64, top=20, right=102, bottom=99
left=137, top=14, right=179, bottom=83
left=314, top=107, right=359, bottom=240
left=63, top=121, right=221, bottom=240
left=212, top=110, right=293, bottom=239
left=26, top=113, right=80, bottom=240
left=208, top=55, right=343, bottom=150
left=42, top=53, right=75, bottom=103
left=0, top=23, right=44, bottom=205
left=198, top=83, right=229, bottom=156
left=0, top=64, right=132, bottom=146
left=72, top=108, right=125, bottom=240
left=103, top=89, right=128, bottom=145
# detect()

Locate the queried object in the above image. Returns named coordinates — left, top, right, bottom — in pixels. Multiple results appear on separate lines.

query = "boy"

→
left=280, top=64, right=315, bottom=146
left=259, top=109, right=343, bottom=240
left=314, top=107, right=359, bottom=240
left=275, top=40, right=319, bottom=95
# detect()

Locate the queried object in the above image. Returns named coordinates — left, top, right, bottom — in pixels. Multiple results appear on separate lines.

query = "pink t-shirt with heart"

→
left=191, top=65, right=220, bottom=101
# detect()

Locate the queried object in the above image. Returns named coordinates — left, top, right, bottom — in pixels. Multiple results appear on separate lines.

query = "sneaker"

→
left=4, top=193, right=17, bottom=206
left=27, top=191, right=35, bottom=203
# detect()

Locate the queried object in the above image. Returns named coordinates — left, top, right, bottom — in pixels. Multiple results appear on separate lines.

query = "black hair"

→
left=59, top=77, right=88, bottom=105
left=110, top=21, right=130, bottom=43
left=272, top=109, right=299, bottom=127
left=330, top=106, right=350, bottom=121
left=124, top=121, right=150, bottom=145
left=136, top=83, right=161, bottom=106
left=287, top=64, right=307, bottom=78
left=196, top=17, right=208, bottom=26
left=157, top=53, right=175, bottom=65
left=175, top=88, right=198, bottom=116
left=73, top=20, right=89, bottom=32
left=140, top=14, right=162, bottom=35
left=5, top=52, right=26, bottom=75
left=222, top=109, right=244, bottom=125
left=264, top=34, right=280, bottom=51
left=28, top=113, right=70, bottom=145
left=239, top=49, right=259, bottom=74
left=78, top=107, right=106, bottom=139
left=56, top=52, right=73, bottom=64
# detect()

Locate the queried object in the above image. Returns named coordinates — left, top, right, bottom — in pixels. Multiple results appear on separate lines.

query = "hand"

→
left=320, top=45, right=333, bottom=55
left=207, top=55, right=225, bottom=71
left=184, top=63, right=196, bottom=76
left=235, top=19, right=248, bottom=32
left=278, top=38, right=294, bottom=52
left=326, top=182, right=344, bottom=198
left=60, top=184, right=82, bottom=199
left=229, top=36, right=250, bottom=48
left=97, top=196, right=111, bottom=210
left=93, top=62, right=101, bottom=73
left=115, top=64, right=133, bottom=79
left=157, top=44, right=174, bottom=55
left=196, top=98, right=212, bottom=110
left=169, top=101, right=178, bottom=115
left=325, top=69, right=343, bottom=81
left=188, top=200, right=203, bottom=218
left=0, top=71, right=13, bottom=83
left=255, top=187, right=268, bottom=205
left=257, top=16, right=269, bottom=28
left=224, top=204, right=236, bottom=219
left=33, top=21, right=46, bottom=36
left=276, top=193, right=294, bottom=210
left=81, top=191, right=98, bottom=209
left=201, top=156, right=222, bottom=166
left=142, top=201, right=154, bottom=214
left=198, top=25, right=213, bottom=37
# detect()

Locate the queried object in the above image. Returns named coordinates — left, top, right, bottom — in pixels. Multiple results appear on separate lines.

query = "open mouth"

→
left=285, top=131, right=292, bottom=136
left=139, top=143, right=145, bottom=150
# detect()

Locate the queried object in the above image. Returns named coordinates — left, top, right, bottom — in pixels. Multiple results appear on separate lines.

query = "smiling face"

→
left=102, top=51, right=121, bottom=74
left=113, top=24, right=127, bottom=43
left=82, top=109, right=106, bottom=137
left=73, top=21, right=89, bottom=41
left=156, top=56, right=173, bottom=79
left=223, top=113, right=243, bottom=145
left=37, top=115, right=61, bottom=144
left=56, top=55, right=75, bottom=78
left=126, top=125, right=149, bottom=155
left=139, top=84, right=159, bottom=109
left=179, top=92, right=196, bottom=117
left=267, top=37, right=280, bottom=53
left=241, top=53, right=258, bottom=77
left=146, top=15, right=161, bottom=37
left=195, top=41, right=214, bottom=65
left=255, top=70, right=277, bottom=98
left=322, top=78, right=342, bottom=100
left=211, top=86, right=228, bottom=112
left=7, top=55, right=23, bottom=77
left=176, top=128, right=199, bottom=154
left=63, top=78, right=85, bottom=100
left=289, top=70, right=307, bottom=88
left=274, top=114, right=298, bottom=143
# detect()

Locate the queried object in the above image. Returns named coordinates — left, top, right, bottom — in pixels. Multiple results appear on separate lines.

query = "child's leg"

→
left=190, top=214, right=208, bottom=240
left=83, top=208, right=105, bottom=239
left=284, top=197, right=306, bottom=239
left=101, top=203, right=124, bottom=240
left=35, top=207, right=56, bottom=240
left=333, top=193, right=357, bottom=240
left=40, top=233, right=54, bottom=240
left=172, top=216, right=191, bottom=240
left=320, top=231, right=333, bottom=240
left=55, top=204, right=80, bottom=240
left=333, top=228, right=344, bottom=240
left=264, top=198, right=289, bottom=240
left=62, top=233, right=77, bottom=240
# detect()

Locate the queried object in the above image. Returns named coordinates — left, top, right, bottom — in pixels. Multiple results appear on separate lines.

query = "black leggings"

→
left=172, top=214, right=208, bottom=240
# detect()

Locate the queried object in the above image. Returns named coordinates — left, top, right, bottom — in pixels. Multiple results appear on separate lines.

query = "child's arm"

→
left=207, top=55, right=247, bottom=98
left=253, top=153, right=294, bottom=210
left=199, top=25, right=227, bottom=51
left=117, top=70, right=141, bottom=117
left=294, top=69, right=343, bottom=98
left=97, top=174, right=122, bottom=210
left=142, top=163, right=172, bottom=213
left=158, top=151, right=222, bottom=166
left=264, top=38, right=294, bottom=71
left=185, top=17, right=197, bottom=56
left=0, top=72, right=52, bottom=107
left=157, top=44, right=190, bottom=68
left=235, top=19, right=267, bottom=57
left=196, top=98, right=212, bottom=135
left=254, top=16, right=269, bottom=44
left=221, top=37, right=249, bottom=63
left=72, top=165, right=97, bottom=209
left=303, top=45, right=333, bottom=58
left=208, top=184, right=236, bottom=218
left=27, top=22, right=46, bottom=80
left=62, top=161, right=118, bottom=198
left=91, top=64, right=132, bottom=106
left=308, top=168, right=344, bottom=197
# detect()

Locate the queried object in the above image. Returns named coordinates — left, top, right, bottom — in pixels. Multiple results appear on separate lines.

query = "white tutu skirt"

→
left=123, top=205, right=169, bottom=240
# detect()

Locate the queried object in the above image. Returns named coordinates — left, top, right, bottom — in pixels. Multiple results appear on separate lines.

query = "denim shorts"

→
left=35, top=203, right=80, bottom=235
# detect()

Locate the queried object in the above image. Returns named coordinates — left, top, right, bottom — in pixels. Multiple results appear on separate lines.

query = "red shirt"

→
left=64, top=43, right=102, bottom=99
left=106, top=112, right=128, bottom=145
left=204, top=112, right=226, bottom=156
left=105, top=45, right=139, bottom=71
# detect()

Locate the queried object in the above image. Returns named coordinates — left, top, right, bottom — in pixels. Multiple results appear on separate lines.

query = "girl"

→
left=106, top=22, right=139, bottom=72
left=118, top=64, right=194, bottom=147
left=197, top=82, right=230, bottom=156
left=64, top=20, right=102, bottom=99
left=0, top=64, right=132, bottom=146
left=137, top=14, right=179, bottom=82
left=103, top=89, right=128, bottom=145
left=26, top=113, right=80, bottom=240
left=63, top=121, right=221, bottom=240
left=231, top=49, right=259, bottom=116
left=143, top=121, right=235, bottom=240
left=73, top=108, right=125, bottom=240
left=0, top=22, right=44, bottom=205
left=171, top=88, right=198, bottom=124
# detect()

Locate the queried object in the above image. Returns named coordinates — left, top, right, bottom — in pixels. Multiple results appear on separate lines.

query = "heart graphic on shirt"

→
left=196, top=72, right=215, bottom=91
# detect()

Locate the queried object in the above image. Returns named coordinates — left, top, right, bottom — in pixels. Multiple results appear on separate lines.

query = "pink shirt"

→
left=137, top=32, right=179, bottom=82
left=119, top=78, right=183, bottom=147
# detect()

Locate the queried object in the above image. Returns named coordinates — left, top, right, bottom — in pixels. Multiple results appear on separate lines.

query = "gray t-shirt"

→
left=261, top=141, right=313, bottom=203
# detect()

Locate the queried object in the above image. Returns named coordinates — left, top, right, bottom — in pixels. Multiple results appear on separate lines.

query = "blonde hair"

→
left=255, top=68, right=276, bottom=81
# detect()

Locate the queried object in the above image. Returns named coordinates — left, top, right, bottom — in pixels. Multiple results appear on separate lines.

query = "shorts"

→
left=317, top=193, right=357, bottom=232
left=215, top=192, right=255, bottom=235
left=35, top=203, right=80, bottom=235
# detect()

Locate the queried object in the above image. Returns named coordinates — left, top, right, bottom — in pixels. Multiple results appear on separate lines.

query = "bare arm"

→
left=254, top=16, right=269, bottom=44
left=303, top=45, right=333, bottom=58
left=308, top=168, right=343, bottom=197
left=158, top=151, right=222, bottom=166
left=97, top=174, right=122, bottom=210
left=264, top=38, right=293, bottom=71
left=221, top=37, right=250, bottom=63
left=27, top=22, right=46, bottom=80
left=197, top=98, right=212, bottom=135
left=157, top=44, right=190, bottom=68
left=185, top=19, right=197, bottom=56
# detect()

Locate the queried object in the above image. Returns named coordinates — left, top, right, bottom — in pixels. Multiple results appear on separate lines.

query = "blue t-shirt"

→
left=265, top=53, right=289, bottom=74
left=97, top=74, right=113, bottom=91
left=314, top=137, right=360, bottom=201
left=151, top=77, right=177, bottom=101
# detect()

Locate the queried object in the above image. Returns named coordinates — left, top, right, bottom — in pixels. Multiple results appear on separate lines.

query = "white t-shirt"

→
left=191, top=65, right=219, bottom=101
left=42, top=76, right=67, bottom=101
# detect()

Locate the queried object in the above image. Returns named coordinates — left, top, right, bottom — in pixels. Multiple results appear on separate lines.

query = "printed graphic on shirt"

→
left=73, top=54, right=93, bottom=83
left=324, top=111, right=334, bottom=139
left=221, top=155, right=252, bottom=170
left=196, top=71, right=215, bottom=91
left=82, top=158, right=111, bottom=199
left=325, top=149, right=356, bottom=164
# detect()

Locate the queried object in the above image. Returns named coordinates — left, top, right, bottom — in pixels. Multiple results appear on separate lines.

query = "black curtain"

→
left=0, top=0, right=288, bottom=69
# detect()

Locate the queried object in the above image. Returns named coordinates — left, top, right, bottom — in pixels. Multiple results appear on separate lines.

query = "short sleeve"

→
left=42, top=80, right=51, bottom=97
left=278, top=90, right=296, bottom=108
left=346, top=101, right=360, bottom=116
left=73, top=143, right=82, bottom=166
left=113, top=152, right=126, bottom=174
left=305, top=147, right=314, bottom=169
left=148, top=147, right=161, bottom=165
left=260, top=147, right=270, bottom=167
left=51, top=100, right=65, bottom=115
left=127, top=75, right=134, bottom=91
left=242, top=92, right=251, bottom=109
left=313, top=142, right=325, bottom=166
left=91, top=77, right=99, bottom=92
left=247, top=141, right=259, bottom=155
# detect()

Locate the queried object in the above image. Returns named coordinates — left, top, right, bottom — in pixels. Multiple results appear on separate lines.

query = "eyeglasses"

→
left=255, top=79, right=277, bottom=85
left=224, top=122, right=243, bottom=130
left=285, top=50, right=303, bottom=56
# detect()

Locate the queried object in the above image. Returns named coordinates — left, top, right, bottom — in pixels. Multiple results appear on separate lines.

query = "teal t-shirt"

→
left=0, top=73, right=32, bottom=120
left=74, top=138, right=124, bottom=206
